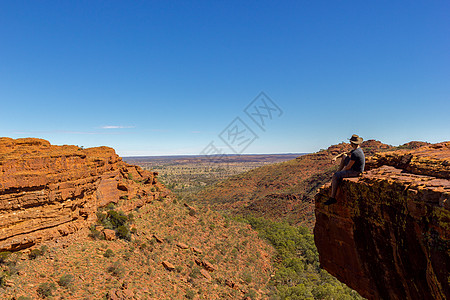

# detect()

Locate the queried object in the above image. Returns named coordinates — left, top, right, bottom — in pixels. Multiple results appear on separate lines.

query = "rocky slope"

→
left=314, top=142, right=449, bottom=299
left=196, top=140, right=392, bottom=229
left=0, top=197, right=274, bottom=299
left=0, top=138, right=167, bottom=251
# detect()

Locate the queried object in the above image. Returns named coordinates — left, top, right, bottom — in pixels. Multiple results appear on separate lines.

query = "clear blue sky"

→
left=1, top=1, right=449, bottom=156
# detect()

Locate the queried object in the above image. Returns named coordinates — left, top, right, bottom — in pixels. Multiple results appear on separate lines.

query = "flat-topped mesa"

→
left=314, top=142, right=450, bottom=300
left=0, top=138, right=167, bottom=251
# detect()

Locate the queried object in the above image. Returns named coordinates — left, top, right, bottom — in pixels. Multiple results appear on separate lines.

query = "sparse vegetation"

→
left=37, top=282, right=56, bottom=298
left=241, top=216, right=364, bottom=299
left=0, top=270, right=9, bottom=288
left=107, top=261, right=125, bottom=277
left=103, top=249, right=114, bottom=258
left=96, top=207, right=133, bottom=241
left=1, top=153, right=372, bottom=299
left=58, top=274, right=74, bottom=288
left=0, top=252, right=11, bottom=264
left=189, top=266, right=202, bottom=279
left=185, top=289, right=195, bottom=299
left=29, top=245, right=47, bottom=259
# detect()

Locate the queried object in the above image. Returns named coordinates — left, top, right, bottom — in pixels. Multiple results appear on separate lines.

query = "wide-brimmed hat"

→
left=349, top=134, right=363, bottom=144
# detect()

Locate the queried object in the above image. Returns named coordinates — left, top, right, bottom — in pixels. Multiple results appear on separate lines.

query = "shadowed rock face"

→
left=0, top=138, right=167, bottom=251
left=314, top=142, right=450, bottom=300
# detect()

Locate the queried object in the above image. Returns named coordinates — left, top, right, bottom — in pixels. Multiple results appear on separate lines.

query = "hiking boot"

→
left=324, top=197, right=337, bottom=205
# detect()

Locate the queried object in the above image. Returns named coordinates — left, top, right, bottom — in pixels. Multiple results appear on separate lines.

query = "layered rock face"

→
left=314, top=142, right=450, bottom=299
left=0, top=138, right=167, bottom=251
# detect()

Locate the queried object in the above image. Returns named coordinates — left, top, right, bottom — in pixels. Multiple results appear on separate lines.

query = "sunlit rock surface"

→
left=0, top=138, right=167, bottom=251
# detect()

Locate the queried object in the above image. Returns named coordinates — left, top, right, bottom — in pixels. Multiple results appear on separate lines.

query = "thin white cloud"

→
left=101, top=125, right=136, bottom=129
left=11, top=130, right=131, bottom=135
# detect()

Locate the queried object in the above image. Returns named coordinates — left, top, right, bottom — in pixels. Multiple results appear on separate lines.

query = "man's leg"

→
left=326, top=170, right=359, bottom=205
left=331, top=173, right=340, bottom=198
left=331, top=171, right=344, bottom=198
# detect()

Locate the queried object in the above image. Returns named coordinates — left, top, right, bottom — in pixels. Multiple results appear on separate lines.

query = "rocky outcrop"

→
left=0, top=138, right=167, bottom=251
left=314, top=142, right=450, bottom=299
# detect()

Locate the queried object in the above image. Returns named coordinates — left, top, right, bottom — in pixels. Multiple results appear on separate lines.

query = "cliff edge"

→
left=314, top=142, right=449, bottom=300
left=0, top=138, right=167, bottom=251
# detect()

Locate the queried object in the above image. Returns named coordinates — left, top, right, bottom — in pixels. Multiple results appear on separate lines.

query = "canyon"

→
left=1, top=137, right=448, bottom=299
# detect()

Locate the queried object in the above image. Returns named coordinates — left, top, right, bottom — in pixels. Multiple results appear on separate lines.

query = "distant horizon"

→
left=3, top=135, right=445, bottom=158
left=122, top=152, right=306, bottom=158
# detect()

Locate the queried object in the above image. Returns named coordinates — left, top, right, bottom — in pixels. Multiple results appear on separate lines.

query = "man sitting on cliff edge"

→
left=325, top=134, right=365, bottom=205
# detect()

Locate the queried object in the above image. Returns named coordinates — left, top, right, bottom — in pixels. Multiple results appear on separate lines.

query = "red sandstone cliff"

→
left=0, top=138, right=167, bottom=251
left=314, top=142, right=450, bottom=299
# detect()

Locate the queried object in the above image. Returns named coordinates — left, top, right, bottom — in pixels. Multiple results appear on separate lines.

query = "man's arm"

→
left=332, top=152, right=346, bottom=162
left=343, top=159, right=355, bottom=171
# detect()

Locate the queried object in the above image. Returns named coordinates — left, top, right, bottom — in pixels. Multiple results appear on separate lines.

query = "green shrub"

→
left=127, top=213, right=134, bottom=222
left=189, top=267, right=201, bottom=279
left=97, top=208, right=132, bottom=241
left=117, top=225, right=131, bottom=241
left=107, top=261, right=125, bottom=277
left=0, top=252, right=11, bottom=264
left=58, top=274, right=74, bottom=288
left=242, top=270, right=252, bottom=284
left=37, top=282, right=56, bottom=298
left=244, top=289, right=258, bottom=300
left=28, top=249, right=42, bottom=259
left=122, top=250, right=132, bottom=261
left=107, top=210, right=128, bottom=228
left=40, top=245, right=48, bottom=255
left=0, top=270, right=9, bottom=287
left=28, top=245, right=48, bottom=259
left=17, top=296, right=32, bottom=300
left=185, top=289, right=195, bottom=299
left=104, top=249, right=114, bottom=258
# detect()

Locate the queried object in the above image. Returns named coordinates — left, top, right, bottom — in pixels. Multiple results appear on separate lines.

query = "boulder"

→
left=162, top=261, right=175, bottom=271
left=103, top=229, right=116, bottom=241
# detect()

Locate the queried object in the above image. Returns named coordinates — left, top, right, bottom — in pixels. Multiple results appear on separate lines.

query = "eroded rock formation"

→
left=0, top=138, right=167, bottom=251
left=314, top=142, right=450, bottom=299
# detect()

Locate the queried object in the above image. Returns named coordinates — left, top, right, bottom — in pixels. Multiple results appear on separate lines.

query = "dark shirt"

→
left=350, top=147, right=365, bottom=173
